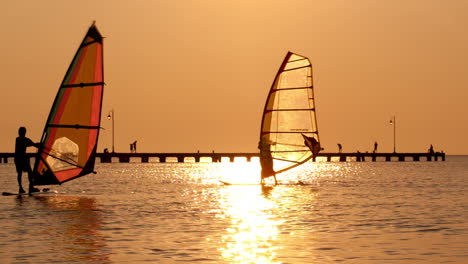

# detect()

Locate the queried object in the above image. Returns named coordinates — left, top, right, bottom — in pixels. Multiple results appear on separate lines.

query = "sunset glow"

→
left=1, top=1, right=467, bottom=154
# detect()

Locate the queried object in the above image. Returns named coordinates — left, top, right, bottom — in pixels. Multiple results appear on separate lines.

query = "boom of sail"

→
left=32, top=23, right=104, bottom=185
left=259, top=51, right=320, bottom=174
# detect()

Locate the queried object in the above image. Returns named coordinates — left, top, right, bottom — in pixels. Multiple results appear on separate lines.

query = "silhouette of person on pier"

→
left=258, top=136, right=277, bottom=185
left=130, top=143, right=133, bottom=153
left=373, top=142, right=378, bottom=153
left=14, top=127, right=40, bottom=194
left=132, top=141, right=137, bottom=153
left=429, top=144, right=434, bottom=154
left=337, top=143, right=342, bottom=153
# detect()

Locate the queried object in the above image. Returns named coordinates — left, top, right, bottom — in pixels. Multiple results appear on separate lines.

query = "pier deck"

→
left=0, top=152, right=446, bottom=163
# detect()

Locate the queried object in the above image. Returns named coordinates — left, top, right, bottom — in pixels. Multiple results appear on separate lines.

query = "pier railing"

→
left=0, top=152, right=446, bottom=164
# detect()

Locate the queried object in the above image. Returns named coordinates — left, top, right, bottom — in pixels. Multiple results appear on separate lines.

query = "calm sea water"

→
left=0, top=156, right=467, bottom=264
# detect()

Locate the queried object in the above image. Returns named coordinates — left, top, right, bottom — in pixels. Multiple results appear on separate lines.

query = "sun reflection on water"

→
left=217, top=185, right=284, bottom=264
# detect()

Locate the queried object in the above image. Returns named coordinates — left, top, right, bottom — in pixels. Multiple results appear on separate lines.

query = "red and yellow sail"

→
left=33, top=23, right=104, bottom=185
left=260, top=52, right=320, bottom=174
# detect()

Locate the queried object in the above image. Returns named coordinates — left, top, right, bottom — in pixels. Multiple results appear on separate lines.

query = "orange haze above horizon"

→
left=1, top=0, right=468, bottom=154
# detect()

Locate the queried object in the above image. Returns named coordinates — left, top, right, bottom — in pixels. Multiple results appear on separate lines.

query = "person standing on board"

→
left=14, top=127, right=40, bottom=194
left=373, top=142, right=378, bottom=153
left=258, top=136, right=277, bottom=185
left=337, top=143, right=342, bottom=153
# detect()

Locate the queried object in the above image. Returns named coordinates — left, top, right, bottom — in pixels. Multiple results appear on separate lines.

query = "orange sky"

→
left=1, top=0, right=467, bottom=154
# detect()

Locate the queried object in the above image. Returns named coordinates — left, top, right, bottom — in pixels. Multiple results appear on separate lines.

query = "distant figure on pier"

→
left=132, top=141, right=137, bottom=153
left=104, top=148, right=109, bottom=154
left=258, top=137, right=277, bottom=185
left=373, top=142, right=378, bottom=153
left=14, top=127, right=40, bottom=194
left=130, top=143, right=133, bottom=153
left=429, top=144, right=434, bottom=154
left=337, top=143, right=342, bottom=153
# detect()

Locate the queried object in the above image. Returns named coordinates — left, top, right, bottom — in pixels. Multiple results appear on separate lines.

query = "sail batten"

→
left=282, top=65, right=310, bottom=72
left=46, top=124, right=101, bottom=129
left=266, top=108, right=315, bottom=112
left=259, top=51, right=320, bottom=175
left=273, top=86, right=313, bottom=91
left=61, top=82, right=105, bottom=88
left=32, top=24, right=104, bottom=185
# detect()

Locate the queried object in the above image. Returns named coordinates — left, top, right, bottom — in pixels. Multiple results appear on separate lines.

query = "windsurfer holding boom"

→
left=258, top=136, right=278, bottom=185
left=15, top=127, right=40, bottom=194
left=302, top=134, right=322, bottom=156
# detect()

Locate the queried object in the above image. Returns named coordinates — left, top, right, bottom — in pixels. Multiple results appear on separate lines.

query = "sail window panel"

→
left=272, top=134, right=310, bottom=154
left=271, top=133, right=311, bottom=171
left=43, top=126, right=96, bottom=169
left=289, top=54, right=306, bottom=62
left=273, top=160, right=295, bottom=172
left=274, top=148, right=310, bottom=160
left=284, top=59, right=310, bottom=71
left=264, top=111, right=315, bottom=134
left=46, top=136, right=79, bottom=172
left=271, top=89, right=314, bottom=110
left=279, top=68, right=312, bottom=89
left=277, top=111, right=315, bottom=132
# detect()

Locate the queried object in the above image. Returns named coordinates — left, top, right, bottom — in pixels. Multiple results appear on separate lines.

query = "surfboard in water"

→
left=259, top=51, right=320, bottom=177
left=32, top=23, right=104, bottom=185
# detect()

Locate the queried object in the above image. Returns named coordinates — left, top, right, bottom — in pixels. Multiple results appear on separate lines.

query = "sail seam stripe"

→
left=47, top=124, right=100, bottom=129
left=273, top=157, right=301, bottom=163
left=264, top=131, right=318, bottom=134
left=273, top=150, right=309, bottom=153
left=61, top=82, right=104, bottom=88
left=267, top=108, right=315, bottom=112
left=273, top=86, right=313, bottom=91
left=81, top=40, right=100, bottom=48
left=288, top=58, right=308, bottom=63
left=283, top=65, right=310, bottom=72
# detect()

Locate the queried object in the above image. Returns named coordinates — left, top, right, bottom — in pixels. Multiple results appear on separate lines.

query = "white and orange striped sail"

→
left=32, top=23, right=104, bottom=185
left=259, top=52, right=320, bottom=176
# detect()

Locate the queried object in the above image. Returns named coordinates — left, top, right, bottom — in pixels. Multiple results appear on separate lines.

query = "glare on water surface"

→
left=217, top=185, right=283, bottom=264
left=1, top=158, right=466, bottom=263
left=213, top=160, right=325, bottom=263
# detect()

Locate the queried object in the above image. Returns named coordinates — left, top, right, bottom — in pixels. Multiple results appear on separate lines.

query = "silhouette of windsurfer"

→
left=14, top=127, right=40, bottom=194
left=258, top=137, right=277, bottom=185
left=302, top=134, right=322, bottom=156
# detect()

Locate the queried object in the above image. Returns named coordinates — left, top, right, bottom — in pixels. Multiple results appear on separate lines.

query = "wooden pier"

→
left=0, top=152, right=445, bottom=164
